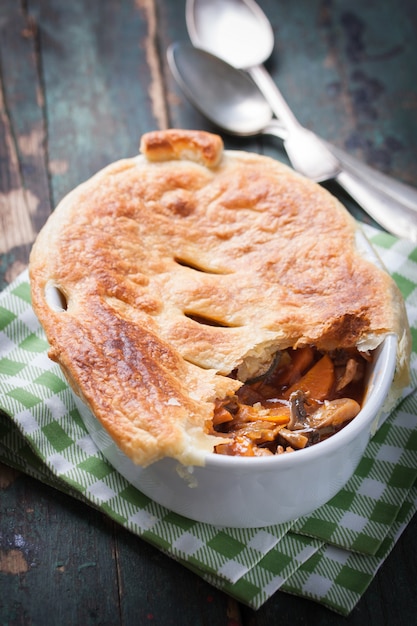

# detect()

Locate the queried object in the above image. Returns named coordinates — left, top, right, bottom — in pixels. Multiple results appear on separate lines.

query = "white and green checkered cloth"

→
left=0, top=224, right=416, bottom=615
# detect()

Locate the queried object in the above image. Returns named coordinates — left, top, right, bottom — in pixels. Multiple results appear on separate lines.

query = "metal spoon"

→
left=168, top=43, right=417, bottom=241
left=185, top=0, right=351, bottom=179
left=185, top=0, right=417, bottom=238
left=186, top=0, right=417, bottom=211
left=186, top=0, right=296, bottom=124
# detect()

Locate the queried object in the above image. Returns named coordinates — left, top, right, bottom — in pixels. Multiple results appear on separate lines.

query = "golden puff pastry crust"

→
left=29, top=129, right=411, bottom=467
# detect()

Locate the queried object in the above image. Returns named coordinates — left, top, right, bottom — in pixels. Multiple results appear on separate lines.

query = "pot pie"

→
left=29, top=129, right=411, bottom=467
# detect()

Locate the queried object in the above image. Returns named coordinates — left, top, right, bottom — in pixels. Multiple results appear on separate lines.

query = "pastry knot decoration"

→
left=30, top=129, right=411, bottom=467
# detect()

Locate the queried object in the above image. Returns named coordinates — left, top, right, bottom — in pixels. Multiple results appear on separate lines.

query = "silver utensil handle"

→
left=264, top=123, right=417, bottom=241
left=328, top=144, right=417, bottom=212
left=335, top=170, right=417, bottom=242
left=262, top=110, right=417, bottom=214
left=248, top=65, right=301, bottom=131
left=263, top=119, right=417, bottom=220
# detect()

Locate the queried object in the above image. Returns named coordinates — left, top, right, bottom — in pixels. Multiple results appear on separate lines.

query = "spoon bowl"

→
left=186, top=0, right=274, bottom=69
left=168, top=43, right=274, bottom=136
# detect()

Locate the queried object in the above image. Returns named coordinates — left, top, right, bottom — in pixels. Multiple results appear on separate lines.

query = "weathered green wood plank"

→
left=114, top=520, right=236, bottom=625
left=0, top=0, right=50, bottom=231
left=0, top=469, right=121, bottom=625
left=0, top=468, right=236, bottom=625
left=0, top=0, right=50, bottom=289
left=258, top=0, right=417, bottom=184
left=27, top=0, right=163, bottom=206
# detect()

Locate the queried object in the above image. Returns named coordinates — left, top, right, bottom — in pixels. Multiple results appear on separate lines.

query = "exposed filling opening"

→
left=211, top=346, right=372, bottom=457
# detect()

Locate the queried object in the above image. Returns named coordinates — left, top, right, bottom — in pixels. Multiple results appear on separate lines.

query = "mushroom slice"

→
left=287, top=389, right=309, bottom=430
left=309, top=398, right=361, bottom=430
left=336, top=358, right=363, bottom=391
left=277, top=428, right=310, bottom=450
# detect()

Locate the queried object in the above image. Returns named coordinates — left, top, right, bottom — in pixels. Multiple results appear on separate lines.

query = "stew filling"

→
left=212, top=346, right=371, bottom=457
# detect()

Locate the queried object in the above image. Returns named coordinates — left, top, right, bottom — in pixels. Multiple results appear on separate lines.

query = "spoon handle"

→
left=327, top=144, right=417, bottom=212
left=248, top=65, right=301, bottom=131
left=263, top=122, right=417, bottom=241
left=264, top=119, right=417, bottom=213
left=335, top=170, right=417, bottom=241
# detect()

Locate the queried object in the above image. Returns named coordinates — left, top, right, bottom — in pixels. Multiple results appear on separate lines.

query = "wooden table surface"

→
left=1, top=1, right=416, bottom=624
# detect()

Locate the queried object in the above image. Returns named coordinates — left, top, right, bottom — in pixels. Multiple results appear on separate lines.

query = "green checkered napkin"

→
left=0, top=224, right=416, bottom=615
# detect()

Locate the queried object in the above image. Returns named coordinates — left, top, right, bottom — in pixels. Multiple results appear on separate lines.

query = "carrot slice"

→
left=212, top=405, right=234, bottom=426
left=274, top=346, right=315, bottom=386
left=283, top=354, right=335, bottom=401
left=236, top=405, right=290, bottom=424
